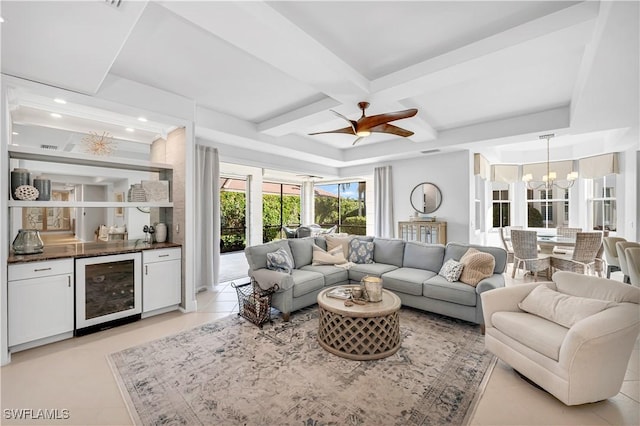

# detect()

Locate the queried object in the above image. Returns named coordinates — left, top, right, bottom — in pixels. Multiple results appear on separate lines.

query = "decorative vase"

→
left=155, top=223, right=167, bottom=243
left=10, top=168, right=30, bottom=200
left=33, top=177, right=51, bottom=201
left=12, top=229, right=44, bottom=254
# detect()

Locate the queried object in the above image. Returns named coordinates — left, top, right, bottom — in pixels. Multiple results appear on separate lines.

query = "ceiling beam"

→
left=258, top=97, right=340, bottom=136
left=371, top=1, right=599, bottom=102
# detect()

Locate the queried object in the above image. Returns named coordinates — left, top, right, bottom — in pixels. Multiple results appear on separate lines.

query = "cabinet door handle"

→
left=34, top=267, right=52, bottom=272
left=68, top=276, right=71, bottom=287
left=145, top=265, right=148, bottom=275
left=159, top=254, right=170, bottom=257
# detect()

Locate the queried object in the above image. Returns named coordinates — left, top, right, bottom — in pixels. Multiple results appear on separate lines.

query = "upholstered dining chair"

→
left=603, top=237, right=627, bottom=278
left=624, top=248, right=640, bottom=286
left=617, top=241, right=640, bottom=284
left=551, top=232, right=603, bottom=275
left=511, top=229, right=550, bottom=281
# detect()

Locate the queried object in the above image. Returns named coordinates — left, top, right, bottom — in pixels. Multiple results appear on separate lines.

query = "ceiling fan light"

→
left=356, top=130, right=371, bottom=137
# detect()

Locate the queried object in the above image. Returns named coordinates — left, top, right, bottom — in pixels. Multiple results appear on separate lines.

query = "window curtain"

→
left=374, top=166, right=394, bottom=238
left=491, top=165, right=519, bottom=183
left=474, top=153, right=490, bottom=180
left=579, top=153, right=619, bottom=178
left=195, top=145, right=220, bottom=290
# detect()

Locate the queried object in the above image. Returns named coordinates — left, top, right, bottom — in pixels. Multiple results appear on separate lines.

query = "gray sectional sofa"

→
left=245, top=236, right=507, bottom=325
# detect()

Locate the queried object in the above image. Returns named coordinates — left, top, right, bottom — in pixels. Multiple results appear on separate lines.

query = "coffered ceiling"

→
left=1, top=1, right=638, bottom=174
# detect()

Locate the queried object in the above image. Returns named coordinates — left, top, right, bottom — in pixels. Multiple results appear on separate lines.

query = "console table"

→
left=398, top=221, right=447, bottom=245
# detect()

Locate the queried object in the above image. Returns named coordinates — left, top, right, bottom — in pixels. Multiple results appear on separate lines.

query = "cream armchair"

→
left=482, top=271, right=640, bottom=405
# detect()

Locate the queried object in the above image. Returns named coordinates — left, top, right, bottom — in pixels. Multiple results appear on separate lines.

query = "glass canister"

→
left=361, top=276, right=383, bottom=302
left=33, top=177, right=51, bottom=201
left=12, top=229, right=44, bottom=254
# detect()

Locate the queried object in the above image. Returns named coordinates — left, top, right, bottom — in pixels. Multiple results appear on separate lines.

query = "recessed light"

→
left=50, top=113, right=62, bottom=118
left=54, top=98, right=67, bottom=104
left=0, top=17, right=4, bottom=23
left=125, top=128, right=135, bottom=132
left=138, top=117, right=148, bottom=122
left=12, top=131, right=19, bottom=135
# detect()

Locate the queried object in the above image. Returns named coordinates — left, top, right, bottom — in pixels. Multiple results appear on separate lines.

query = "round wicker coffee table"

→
left=317, top=287, right=401, bottom=361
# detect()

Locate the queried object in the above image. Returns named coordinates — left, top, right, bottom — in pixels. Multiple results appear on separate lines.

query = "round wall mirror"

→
left=410, top=182, right=442, bottom=214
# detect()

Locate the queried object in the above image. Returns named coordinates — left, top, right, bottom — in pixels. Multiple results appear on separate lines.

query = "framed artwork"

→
left=22, top=190, right=72, bottom=231
left=115, top=192, right=125, bottom=217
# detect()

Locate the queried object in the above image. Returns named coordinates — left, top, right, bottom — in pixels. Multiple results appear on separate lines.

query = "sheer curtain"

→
left=195, top=145, right=220, bottom=290
left=374, top=166, right=394, bottom=238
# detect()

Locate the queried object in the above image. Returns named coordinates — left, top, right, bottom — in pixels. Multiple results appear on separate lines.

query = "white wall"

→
left=388, top=150, right=472, bottom=244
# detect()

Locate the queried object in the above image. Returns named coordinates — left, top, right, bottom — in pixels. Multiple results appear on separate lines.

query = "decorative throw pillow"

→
left=325, top=235, right=353, bottom=259
left=266, top=247, right=294, bottom=274
left=438, top=259, right=464, bottom=282
left=348, top=238, right=374, bottom=264
left=311, top=244, right=348, bottom=266
left=458, top=248, right=495, bottom=287
left=518, top=285, right=615, bottom=328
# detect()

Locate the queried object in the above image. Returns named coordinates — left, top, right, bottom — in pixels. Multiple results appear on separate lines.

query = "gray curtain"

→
left=195, top=145, right=220, bottom=290
left=374, top=166, right=394, bottom=238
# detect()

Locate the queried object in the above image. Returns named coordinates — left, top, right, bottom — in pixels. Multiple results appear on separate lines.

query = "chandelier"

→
left=522, top=133, right=578, bottom=191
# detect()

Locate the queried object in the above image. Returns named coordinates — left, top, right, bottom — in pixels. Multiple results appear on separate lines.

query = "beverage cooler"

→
left=75, top=252, right=142, bottom=335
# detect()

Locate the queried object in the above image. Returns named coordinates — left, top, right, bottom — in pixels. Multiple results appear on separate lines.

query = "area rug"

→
left=108, top=307, right=495, bottom=425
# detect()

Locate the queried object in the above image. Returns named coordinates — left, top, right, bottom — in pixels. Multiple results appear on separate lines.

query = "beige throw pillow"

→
left=458, top=248, right=495, bottom=286
left=312, top=244, right=348, bottom=266
left=518, top=285, right=615, bottom=328
left=325, top=235, right=352, bottom=259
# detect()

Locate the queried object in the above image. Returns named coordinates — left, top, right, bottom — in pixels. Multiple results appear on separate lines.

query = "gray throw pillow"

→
left=349, top=238, right=374, bottom=264
left=266, top=247, right=294, bottom=274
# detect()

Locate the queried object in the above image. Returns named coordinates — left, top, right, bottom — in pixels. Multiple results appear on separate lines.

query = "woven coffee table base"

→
left=317, top=307, right=401, bottom=360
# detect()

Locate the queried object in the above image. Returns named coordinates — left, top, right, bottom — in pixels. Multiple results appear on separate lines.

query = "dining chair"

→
left=624, top=247, right=640, bottom=286
left=553, top=227, right=582, bottom=255
left=282, top=226, right=297, bottom=239
left=551, top=232, right=603, bottom=275
left=499, top=227, right=514, bottom=264
left=511, top=229, right=550, bottom=281
left=616, top=241, right=640, bottom=284
left=295, top=226, right=313, bottom=238
left=603, top=237, right=626, bottom=278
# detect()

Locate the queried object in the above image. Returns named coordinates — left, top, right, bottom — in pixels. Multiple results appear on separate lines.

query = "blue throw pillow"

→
left=266, top=247, right=294, bottom=274
left=348, top=238, right=374, bottom=264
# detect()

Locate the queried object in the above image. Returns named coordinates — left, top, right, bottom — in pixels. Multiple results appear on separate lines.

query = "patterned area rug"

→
left=108, top=307, right=495, bottom=425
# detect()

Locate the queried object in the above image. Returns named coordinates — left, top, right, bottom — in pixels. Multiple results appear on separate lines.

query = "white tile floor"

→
left=0, top=266, right=638, bottom=425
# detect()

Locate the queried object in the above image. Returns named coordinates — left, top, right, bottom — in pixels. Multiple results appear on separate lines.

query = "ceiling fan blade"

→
left=368, top=123, right=414, bottom=137
left=330, top=110, right=357, bottom=133
left=352, top=136, right=365, bottom=146
left=358, top=108, right=418, bottom=130
left=308, top=126, right=356, bottom=136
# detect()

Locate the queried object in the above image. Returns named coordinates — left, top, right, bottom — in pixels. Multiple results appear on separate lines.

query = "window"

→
left=314, top=181, right=366, bottom=235
left=492, top=184, right=510, bottom=228
left=526, top=186, right=569, bottom=228
left=590, top=174, right=617, bottom=232
left=262, top=181, right=301, bottom=242
left=220, top=177, right=247, bottom=253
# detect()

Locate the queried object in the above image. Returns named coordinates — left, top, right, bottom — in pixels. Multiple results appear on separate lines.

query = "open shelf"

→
left=8, top=201, right=173, bottom=208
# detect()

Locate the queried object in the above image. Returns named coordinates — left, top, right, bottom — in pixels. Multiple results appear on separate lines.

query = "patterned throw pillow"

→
left=266, top=247, right=294, bottom=274
left=438, top=259, right=464, bottom=282
left=348, top=238, right=374, bottom=264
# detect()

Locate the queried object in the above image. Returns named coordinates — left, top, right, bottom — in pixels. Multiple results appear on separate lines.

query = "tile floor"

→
left=0, top=263, right=638, bottom=425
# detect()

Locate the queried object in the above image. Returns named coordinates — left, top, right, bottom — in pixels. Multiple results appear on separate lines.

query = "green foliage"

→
left=527, top=204, right=544, bottom=228
left=342, top=215, right=366, bottom=235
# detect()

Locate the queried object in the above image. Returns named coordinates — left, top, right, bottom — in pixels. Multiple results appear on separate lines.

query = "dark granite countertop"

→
left=8, top=240, right=182, bottom=264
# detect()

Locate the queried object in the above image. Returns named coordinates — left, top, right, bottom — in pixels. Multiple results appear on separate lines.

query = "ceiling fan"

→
left=309, top=102, right=418, bottom=145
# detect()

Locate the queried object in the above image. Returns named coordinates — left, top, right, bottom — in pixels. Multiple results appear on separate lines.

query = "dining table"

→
left=536, top=235, right=576, bottom=255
